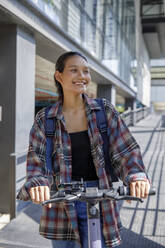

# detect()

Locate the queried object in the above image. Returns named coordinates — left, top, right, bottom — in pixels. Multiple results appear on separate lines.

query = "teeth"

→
left=75, top=82, right=85, bottom=85
left=73, top=82, right=87, bottom=91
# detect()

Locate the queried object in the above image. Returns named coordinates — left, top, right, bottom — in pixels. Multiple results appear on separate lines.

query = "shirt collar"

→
left=47, top=99, right=63, bottom=120
left=83, top=94, right=101, bottom=116
left=47, top=94, right=101, bottom=119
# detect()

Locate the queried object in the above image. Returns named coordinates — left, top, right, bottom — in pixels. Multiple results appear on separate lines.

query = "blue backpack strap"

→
left=95, top=98, right=118, bottom=182
left=45, top=106, right=55, bottom=172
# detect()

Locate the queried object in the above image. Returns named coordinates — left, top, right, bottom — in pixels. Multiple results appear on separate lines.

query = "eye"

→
left=71, top=69, right=77, bottom=72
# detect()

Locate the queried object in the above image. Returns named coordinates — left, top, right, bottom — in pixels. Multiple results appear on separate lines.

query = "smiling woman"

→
left=54, top=52, right=91, bottom=132
left=17, top=51, right=150, bottom=248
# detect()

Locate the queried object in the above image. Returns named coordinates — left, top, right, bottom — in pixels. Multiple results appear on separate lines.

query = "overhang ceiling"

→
left=141, top=1, right=165, bottom=59
left=142, top=23, right=165, bottom=59
left=0, top=3, right=135, bottom=99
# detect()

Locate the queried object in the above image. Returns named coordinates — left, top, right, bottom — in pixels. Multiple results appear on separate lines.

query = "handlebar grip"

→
left=42, top=194, right=79, bottom=205
left=118, top=186, right=156, bottom=196
left=148, top=186, right=156, bottom=195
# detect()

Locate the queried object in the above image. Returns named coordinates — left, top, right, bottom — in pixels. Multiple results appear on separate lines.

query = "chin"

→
left=74, top=89, right=86, bottom=95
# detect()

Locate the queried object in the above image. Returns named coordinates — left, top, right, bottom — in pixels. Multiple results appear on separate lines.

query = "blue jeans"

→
left=52, top=181, right=106, bottom=248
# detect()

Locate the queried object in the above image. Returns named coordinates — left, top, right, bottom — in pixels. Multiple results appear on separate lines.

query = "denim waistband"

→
left=71, top=180, right=99, bottom=188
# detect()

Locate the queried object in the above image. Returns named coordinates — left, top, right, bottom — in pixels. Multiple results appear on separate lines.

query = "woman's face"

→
left=55, top=55, right=91, bottom=95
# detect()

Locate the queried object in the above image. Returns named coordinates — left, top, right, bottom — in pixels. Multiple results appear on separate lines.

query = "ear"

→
left=54, top=71, right=63, bottom=84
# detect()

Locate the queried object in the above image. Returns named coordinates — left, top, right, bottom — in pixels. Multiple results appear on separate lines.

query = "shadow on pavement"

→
left=120, top=227, right=165, bottom=248
left=161, top=115, right=165, bottom=127
left=118, top=115, right=165, bottom=248
left=23, top=203, right=41, bottom=224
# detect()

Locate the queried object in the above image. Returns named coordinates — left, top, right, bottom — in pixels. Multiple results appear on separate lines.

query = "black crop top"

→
left=69, top=130, right=98, bottom=181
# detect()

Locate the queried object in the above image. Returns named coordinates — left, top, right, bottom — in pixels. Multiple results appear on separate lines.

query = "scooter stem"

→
left=86, top=187, right=102, bottom=248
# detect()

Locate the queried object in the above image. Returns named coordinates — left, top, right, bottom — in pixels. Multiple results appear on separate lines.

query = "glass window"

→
left=100, top=0, right=136, bottom=85
left=68, top=1, right=81, bottom=43
left=35, top=56, right=58, bottom=115
left=85, top=0, right=94, bottom=19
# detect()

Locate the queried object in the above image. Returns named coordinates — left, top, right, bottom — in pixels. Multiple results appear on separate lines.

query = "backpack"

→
left=45, top=98, right=118, bottom=182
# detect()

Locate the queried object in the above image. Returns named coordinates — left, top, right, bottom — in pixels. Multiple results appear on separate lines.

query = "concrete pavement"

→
left=120, top=113, right=165, bottom=248
left=0, top=113, right=165, bottom=248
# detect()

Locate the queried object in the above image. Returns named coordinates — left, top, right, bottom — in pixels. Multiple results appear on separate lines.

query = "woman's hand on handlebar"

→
left=126, top=179, right=150, bottom=204
left=29, top=186, right=51, bottom=208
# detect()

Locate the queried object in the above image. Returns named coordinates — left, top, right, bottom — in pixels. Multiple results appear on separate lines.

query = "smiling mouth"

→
left=73, top=82, right=87, bottom=86
left=73, top=82, right=87, bottom=91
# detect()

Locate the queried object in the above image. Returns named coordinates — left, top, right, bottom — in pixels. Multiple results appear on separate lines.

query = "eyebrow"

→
left=68, top=65, right=89, bottom=69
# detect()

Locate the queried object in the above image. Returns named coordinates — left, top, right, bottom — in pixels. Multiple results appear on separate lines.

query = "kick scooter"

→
left=43, top=181, right=156, bottom=248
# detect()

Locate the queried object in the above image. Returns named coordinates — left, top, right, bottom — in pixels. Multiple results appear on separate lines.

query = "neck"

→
left=62, top=93, right=85, bottom=112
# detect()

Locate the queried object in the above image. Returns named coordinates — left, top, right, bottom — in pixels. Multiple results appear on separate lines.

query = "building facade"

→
left=141, top=0, right=165, bottom=111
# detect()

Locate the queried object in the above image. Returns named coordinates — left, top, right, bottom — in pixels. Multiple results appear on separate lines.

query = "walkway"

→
left=0, top=113, right=164, bottom=248
left=120, top=113, right=165, bottom=248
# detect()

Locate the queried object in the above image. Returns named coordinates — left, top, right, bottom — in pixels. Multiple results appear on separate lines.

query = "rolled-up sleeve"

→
left=104, top=99, right=148, bottom=185
left=17, top=109, right=53, bottom=201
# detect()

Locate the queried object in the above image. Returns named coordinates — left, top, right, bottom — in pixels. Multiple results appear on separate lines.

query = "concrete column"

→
left=0, top=25, right=35, bottom=219
left=97, top=84, right=116, bottom=106
left=125, top=98, right=136, bottom=125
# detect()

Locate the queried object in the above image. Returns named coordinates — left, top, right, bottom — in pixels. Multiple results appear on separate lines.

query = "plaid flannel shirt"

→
left=17, top=94, right=148, bottom=247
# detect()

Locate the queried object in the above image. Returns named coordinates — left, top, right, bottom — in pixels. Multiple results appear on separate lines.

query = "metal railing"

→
left=121, top=107, right=151, bottom=126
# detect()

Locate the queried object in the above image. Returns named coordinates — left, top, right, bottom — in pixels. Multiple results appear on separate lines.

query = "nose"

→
left=78, top=70, right=85, bottom=78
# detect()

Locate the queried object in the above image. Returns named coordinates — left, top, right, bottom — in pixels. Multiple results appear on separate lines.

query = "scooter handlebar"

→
left=42, top=185, right=156, bottom=205
left=118, top=186, right=156, bottom=196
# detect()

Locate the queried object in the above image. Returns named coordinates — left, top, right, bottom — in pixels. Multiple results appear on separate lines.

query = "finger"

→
left=29, top=187, right=35, bottom=201
left=135, top=182, right=141, bottom=198
left=44, top=186, right=50, bottom=200
left=140, top=181, right=146, bottom=198
left=126, top=200, right=132, bottom=204
left=130, top=182, right=136, bottom=197
left=44, top=186, right=51, bottom=208
left=144, top=181, right=150, bottom=198
left=34, top=186, right=40, bottom=203
left=38, top=186, right=45, bottom=202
